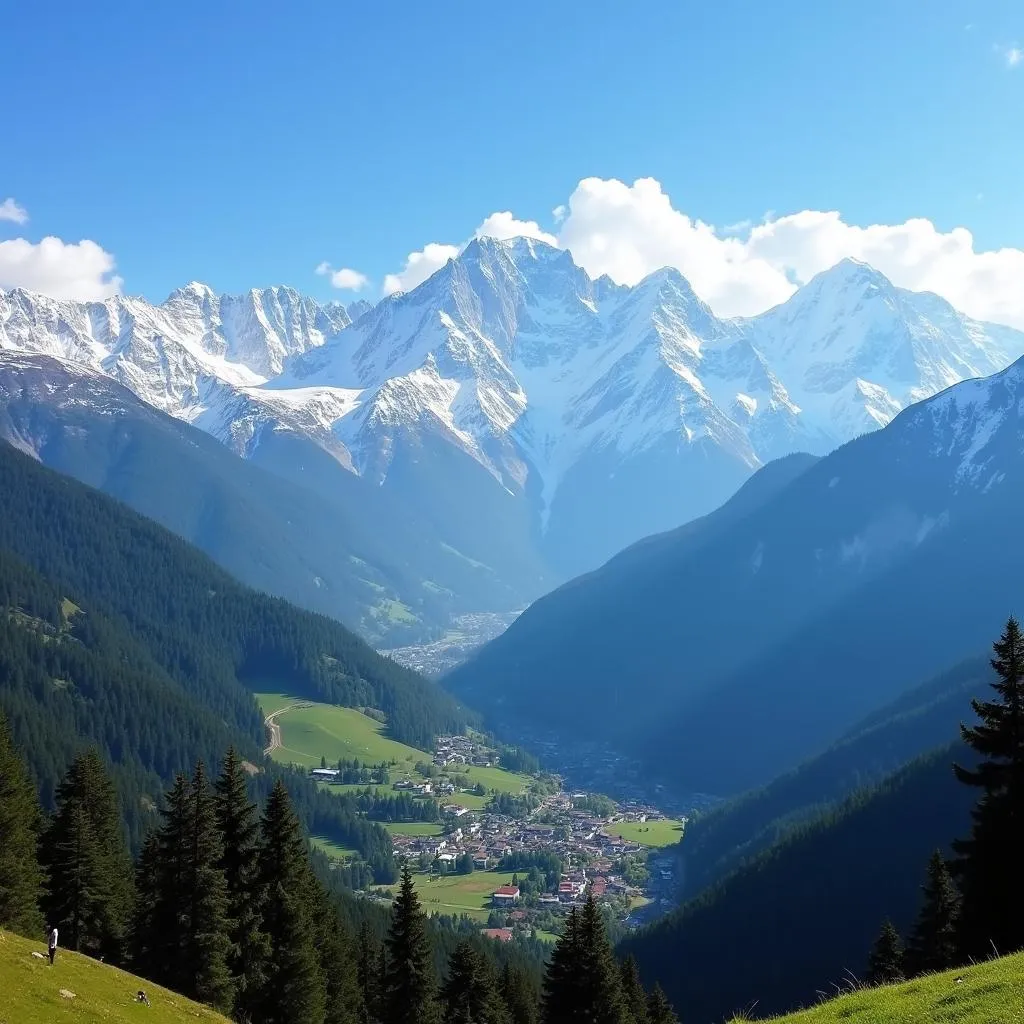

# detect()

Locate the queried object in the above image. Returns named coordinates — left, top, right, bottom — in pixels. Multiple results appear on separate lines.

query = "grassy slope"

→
left=257, top=693, right=532, bottom=796
left=0, top=929, right=230, bottom=1024
left=392, top=869, right=524, bottom=922
left=741, top=952, right=1024, bottom=1023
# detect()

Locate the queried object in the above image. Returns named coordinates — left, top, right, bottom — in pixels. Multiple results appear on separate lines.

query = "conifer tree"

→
left=867, top=919, right=905, bottom=985
left=906, top=850, right=960, bottom=975
left=499, top=962, right=539, bottom=1024
left=41, top=749, right=133, bottom=962
left=319, top=909, right=365, bottom=1024
left=357, top=920, right=382, bottom=1024
left=442, top=940, right=510, bottom=1024
left=382, top=864, right=440, bottom=1024
left=214, top=747, right=269, bottom=1019
left=130, top=832, right=161, bottom=975
left=542, top=906, right=582, bottom=1024
left=577, top=896, right=629, bottom=1024
left=183, top=762, right=234, bottom=1012
left=952, top=616, right=1024, bottom=958
left=646, top=985, right=679, bottom=1024
left=620, top=954, right=650, bottom=1024
left=257, top=779, right=326, bottom=1024
left=0, top=711, right=43, bottom=935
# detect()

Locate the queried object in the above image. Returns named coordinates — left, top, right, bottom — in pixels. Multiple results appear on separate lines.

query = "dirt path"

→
left=263, top=702, right=311, bottom=756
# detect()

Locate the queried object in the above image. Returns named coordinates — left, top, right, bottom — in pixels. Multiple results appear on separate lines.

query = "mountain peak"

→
left=166, top=280, right=217, bottom=304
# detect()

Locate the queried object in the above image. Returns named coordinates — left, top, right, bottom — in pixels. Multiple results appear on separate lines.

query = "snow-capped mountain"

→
left=3, top=237, right=1023, bottom=587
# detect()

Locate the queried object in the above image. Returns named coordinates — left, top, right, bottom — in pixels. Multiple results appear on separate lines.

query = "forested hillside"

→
left=624, top=746, right=976, bottom=1022
left=0, top=438, right=470, bottom=864
left=682, top=656, right=987, bottom=894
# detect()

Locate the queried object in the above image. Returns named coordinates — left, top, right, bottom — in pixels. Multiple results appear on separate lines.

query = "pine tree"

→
left=357, top=921, right=382, bottom=1024
left=542, top=899, right=627, bottom=1024
left=0, top=711, right=43, bottom=935
left=319, top=907, right=364, bottom=1024
left=867, top=919, right=905, bottom=985
left=646, top=985, right=679, bottom=1024
left=620, top=954, right=649, bottom=1024
left=257, top=779, right=326, bottom=1024
left=541, top=906, right=582, bottom=1024
left=132, top=766, right=234, bottom=1012
left=214, top=747, right=269, bottom=1019
left=906, top=850, right=960, bottom=975
left=382, top=864, right=440, bottom=1024
left=183, top=762, right=234, bottom=1012
left=499, top=962, right=539, bottom=1024
left=41, top=749, right=133, bottom=962
left=441, top=940, right=510, bottom=1024
left=952, top=617, right=1024, bottom=958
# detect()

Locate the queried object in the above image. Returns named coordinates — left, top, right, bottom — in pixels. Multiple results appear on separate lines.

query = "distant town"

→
left=311, top=730, right=684, bottom=941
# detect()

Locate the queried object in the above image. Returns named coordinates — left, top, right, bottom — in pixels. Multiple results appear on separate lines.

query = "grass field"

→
left=384, top=822, right=444, bottom=837
left=603, top=818, right=685, bottom=848
left=392, top=869, right=521, bottom=922
left=0, top=928, right=230, bottom=1023
left=309, top=835, right=359, bottom=861
left=256, top=694, right=533, bottom=797
left=739, top=951, right=1024, bottom=1023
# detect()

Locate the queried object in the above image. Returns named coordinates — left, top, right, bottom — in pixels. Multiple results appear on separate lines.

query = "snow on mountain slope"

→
left=3, top=239, right=1023, bottom=582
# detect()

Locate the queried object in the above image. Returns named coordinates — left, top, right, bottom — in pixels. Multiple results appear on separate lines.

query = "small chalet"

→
left=491, top=886, right=521, bottom=906
left=480, top=928, right=513, bottom=942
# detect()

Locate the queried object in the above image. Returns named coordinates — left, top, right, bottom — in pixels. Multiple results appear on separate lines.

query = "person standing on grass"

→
left=47, top=924, right=58, bottom=965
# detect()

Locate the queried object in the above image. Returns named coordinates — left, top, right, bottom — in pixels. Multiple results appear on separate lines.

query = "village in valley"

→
left=310, top=730, right=685, bottom=943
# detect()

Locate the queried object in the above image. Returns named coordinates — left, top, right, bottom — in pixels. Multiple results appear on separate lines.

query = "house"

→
left=491, top=886, right=521, bottom=906
left=480, top=928, right=513, bottom=942
left=473, top=855, right=490, bottom=870
left=310, top=768, right=339, bottom=781
left=393, top=780, right=414, bottom=791
left=437, top=852, right=457, bottom=871
left=538, top=895, right=561, bottom=907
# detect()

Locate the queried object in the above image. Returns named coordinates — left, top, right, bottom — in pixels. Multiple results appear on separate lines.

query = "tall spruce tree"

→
left=357, top=920, right=383, bottom=1024
left=183, top=762, right=234, bottom=1011
left=257, top=779, right=326, bottom=1024
left=620, top=954, right=650, bottom=1024
left=382, top=864, right=440, bottom=1024
left=132, top=765, right=234, bottom=1012
left=646, top=985, right=679, bottom=1024
left=0, top=711, right=43, bottom=935
left=214, top=747, right=269, bottom=1020
left=441, top=940, right=510, bottom=1024
left=867, top=919, right=905, bottom=985
left=952, top=616, right=1024, bottom=958
left=542, top=906, right=582, bottom=1024
left=906, top=850, right=960, bottom=975
left=41, top=749, right=133, bottom=962
left=543, top=899, right=627, bottom=1024
left=499, top=962, right=539, bottom=1024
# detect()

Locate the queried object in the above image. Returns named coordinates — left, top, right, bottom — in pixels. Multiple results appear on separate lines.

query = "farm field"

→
left=603, top=818, right=685, bottom=848
left=309, top=835, right=358, bottom=861
left=256, top=693, right=426, bottom=770
left=386, top=869, right=522, bottom=922
left=0, top=928, right=230, bottom=1023
left=384, top=822, right=444, bottom=837
left=256, top=694, right=534, bottom=797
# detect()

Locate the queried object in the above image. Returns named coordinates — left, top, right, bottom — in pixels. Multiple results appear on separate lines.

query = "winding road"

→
left=263, top=702, right=311, bottom=756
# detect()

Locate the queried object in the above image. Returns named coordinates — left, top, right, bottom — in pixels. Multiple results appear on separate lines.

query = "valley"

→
left=257, top=694, right=685, bottom=938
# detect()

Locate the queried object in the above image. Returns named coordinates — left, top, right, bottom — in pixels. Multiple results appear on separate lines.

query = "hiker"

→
left=47, top=925, right=58, bottom=966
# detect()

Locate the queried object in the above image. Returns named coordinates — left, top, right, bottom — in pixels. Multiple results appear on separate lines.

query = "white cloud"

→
left=1006, top=45, right=1023, bottom=67
left=382, top=175, right=1024, bottom=329
left=315, top=261, right=369, bottom=291
left=382, top=242, right=460, bottom=295
left=0, top=198, right=28, bottom=224
left=473, top=211, right=557, bottom=246
left=0, top=236, right=121, bottom=300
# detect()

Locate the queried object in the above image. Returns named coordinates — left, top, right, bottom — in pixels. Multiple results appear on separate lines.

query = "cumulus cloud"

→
left=0, top=198, right=28, bottom=224
left=473, top=211, right=556, bottom=246
left=1005, top=45, right=1023, bottom=67
left=315, top=261, right=369, bottom=291
left=382, top=176, right=1024, bottom=328
left=0, top=236, right=122, bottom=300
left=382, top=242, right=460, bottom=295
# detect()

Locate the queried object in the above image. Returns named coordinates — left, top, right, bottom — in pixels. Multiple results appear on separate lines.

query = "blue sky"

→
left=2, top=0, right=1023, bottom=321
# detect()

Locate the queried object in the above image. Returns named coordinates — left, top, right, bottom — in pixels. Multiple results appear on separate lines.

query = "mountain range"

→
left=3, top=238, right=1023, bottom=644
left=447, top=345, right=1024, bottom=795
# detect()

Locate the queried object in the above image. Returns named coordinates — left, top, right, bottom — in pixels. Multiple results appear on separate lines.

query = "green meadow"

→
left=603, top=818, right=685, bottom=848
